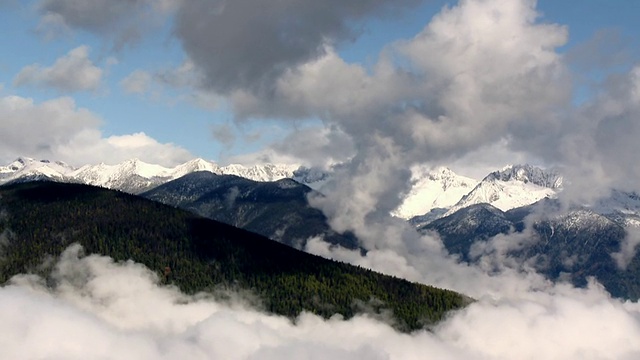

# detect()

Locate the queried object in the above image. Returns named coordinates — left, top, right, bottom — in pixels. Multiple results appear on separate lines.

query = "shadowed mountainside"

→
left=141, top=171, right=358, bottom=249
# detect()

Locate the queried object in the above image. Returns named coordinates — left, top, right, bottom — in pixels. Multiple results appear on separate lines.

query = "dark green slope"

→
left=0, top=181, right=468, bottom=331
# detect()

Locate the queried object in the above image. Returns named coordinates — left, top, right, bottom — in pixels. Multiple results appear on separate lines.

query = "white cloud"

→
left=0, top=95, right=192, bottom=166
left=57, top=131, right=193, bottom=167
left=13, top=46, right=103, bottom=92
left=612, top=227, right=640, bottom=270
left=3, top=244, right=640, bottom=359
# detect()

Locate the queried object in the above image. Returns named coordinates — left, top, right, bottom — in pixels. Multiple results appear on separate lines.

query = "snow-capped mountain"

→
left=0, top=158, right=75, bottom=183
left=10, top=158, right=635, bottom=229
left=0, top=157, right=301, bottom=194
left=290, top=164, right=478, bottom=220
left=69, top=158, right=301, bottom=193
left=392, top=166, right=478, bottom=219
left=443, top=164, right=563, bottom=217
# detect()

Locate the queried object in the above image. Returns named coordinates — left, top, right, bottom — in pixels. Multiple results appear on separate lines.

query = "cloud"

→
left=565, top=28, right=631, bottom=73
left=120, top=70, right=153, bottom=94
left=173, top=0, right=421, bottom=94
left=58, top=131, right=193, bottom=167
left=612, top=227, right=640, bottom=270
left=13, top=46, right=103, bottom=92
left=36, top=0, right=179, bottom=48
left=554, top=64, right=640, bottom=204
left=265, top=125, right=355, bottom=168
left=4, top=243, right=640, bottom=359
left=215, top=0, right=640, bottom=226
left=211, top=124, right=236, bottom=148
left=0, top=95, right=192, bottom=166
left=119, top=62, right=223, bottom=111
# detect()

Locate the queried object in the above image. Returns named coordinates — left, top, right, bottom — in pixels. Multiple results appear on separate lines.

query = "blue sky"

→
left=1, top=0, right=639, bottom=177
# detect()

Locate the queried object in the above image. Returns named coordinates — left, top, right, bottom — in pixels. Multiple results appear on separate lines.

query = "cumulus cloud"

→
left=210, top=0, right=640, bottom=243
left=265, top=125, right=355, bottom=168
left=13, top=46, right=103, bottom=92
left=273, top=0, right=569, bottom=270
left=3, top=243, right=640, bottom=359
left=174, top=0, right=421, bottom=94
left=57, top=131, right=193, bottom=167
left=0, top=95, right=192, bottom=166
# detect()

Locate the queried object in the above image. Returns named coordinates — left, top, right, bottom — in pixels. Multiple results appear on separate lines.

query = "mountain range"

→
left=0, top=157, right=300, bottom=194
left=3, top=156, right=640, bottom=303
left=0, top=158, right=566, bottom=220
left=422, top=198, right=640, bottom=300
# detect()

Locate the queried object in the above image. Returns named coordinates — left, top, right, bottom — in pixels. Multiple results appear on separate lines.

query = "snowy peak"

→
left=392, top=166, right=478, bottom=219
left=444, top=164, right=561, bottom=216
left=218, top=163, right=299, bottom=182
left=0, top=157, right=75, bottom=182
left=69, top=159, right=173, bottom=193
left=117, top=158, right=172, bottom=178
left=171, top=158, right=219, bottom=179
left=487, top=164, right=563, bottom=189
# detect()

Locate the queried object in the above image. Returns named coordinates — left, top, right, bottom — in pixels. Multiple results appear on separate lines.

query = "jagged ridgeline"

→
left=0, top=181, right=469, bottom=331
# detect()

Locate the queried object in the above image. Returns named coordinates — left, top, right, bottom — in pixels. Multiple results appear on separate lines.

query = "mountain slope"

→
left=422, top=199, right=640, bottom=300
left=424, top=203, right=515, bottom=262
left=141, top=171, right=358, bottom=249
left=0, top=181, right=468, bottom=330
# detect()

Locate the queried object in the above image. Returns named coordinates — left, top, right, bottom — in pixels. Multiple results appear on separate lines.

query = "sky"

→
left=0, top=1, right=638, bottom=176
left=3, top=1, right=640, bottom=358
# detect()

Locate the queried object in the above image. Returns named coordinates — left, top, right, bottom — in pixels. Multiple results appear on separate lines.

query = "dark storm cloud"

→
left=173, top=0, right=422, bottom=93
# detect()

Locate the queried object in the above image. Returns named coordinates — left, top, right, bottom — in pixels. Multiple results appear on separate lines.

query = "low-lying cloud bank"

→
left=2, top=244, right=640, bottom=359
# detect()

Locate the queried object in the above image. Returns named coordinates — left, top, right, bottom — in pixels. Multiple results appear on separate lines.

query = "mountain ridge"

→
left=442, top=164, right=563, bottom=217
left=0, top=157, right=302, bottom=194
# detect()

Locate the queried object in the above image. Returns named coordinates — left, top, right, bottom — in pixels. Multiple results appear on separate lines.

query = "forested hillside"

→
left=0, top=181, right=469, bottom=331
